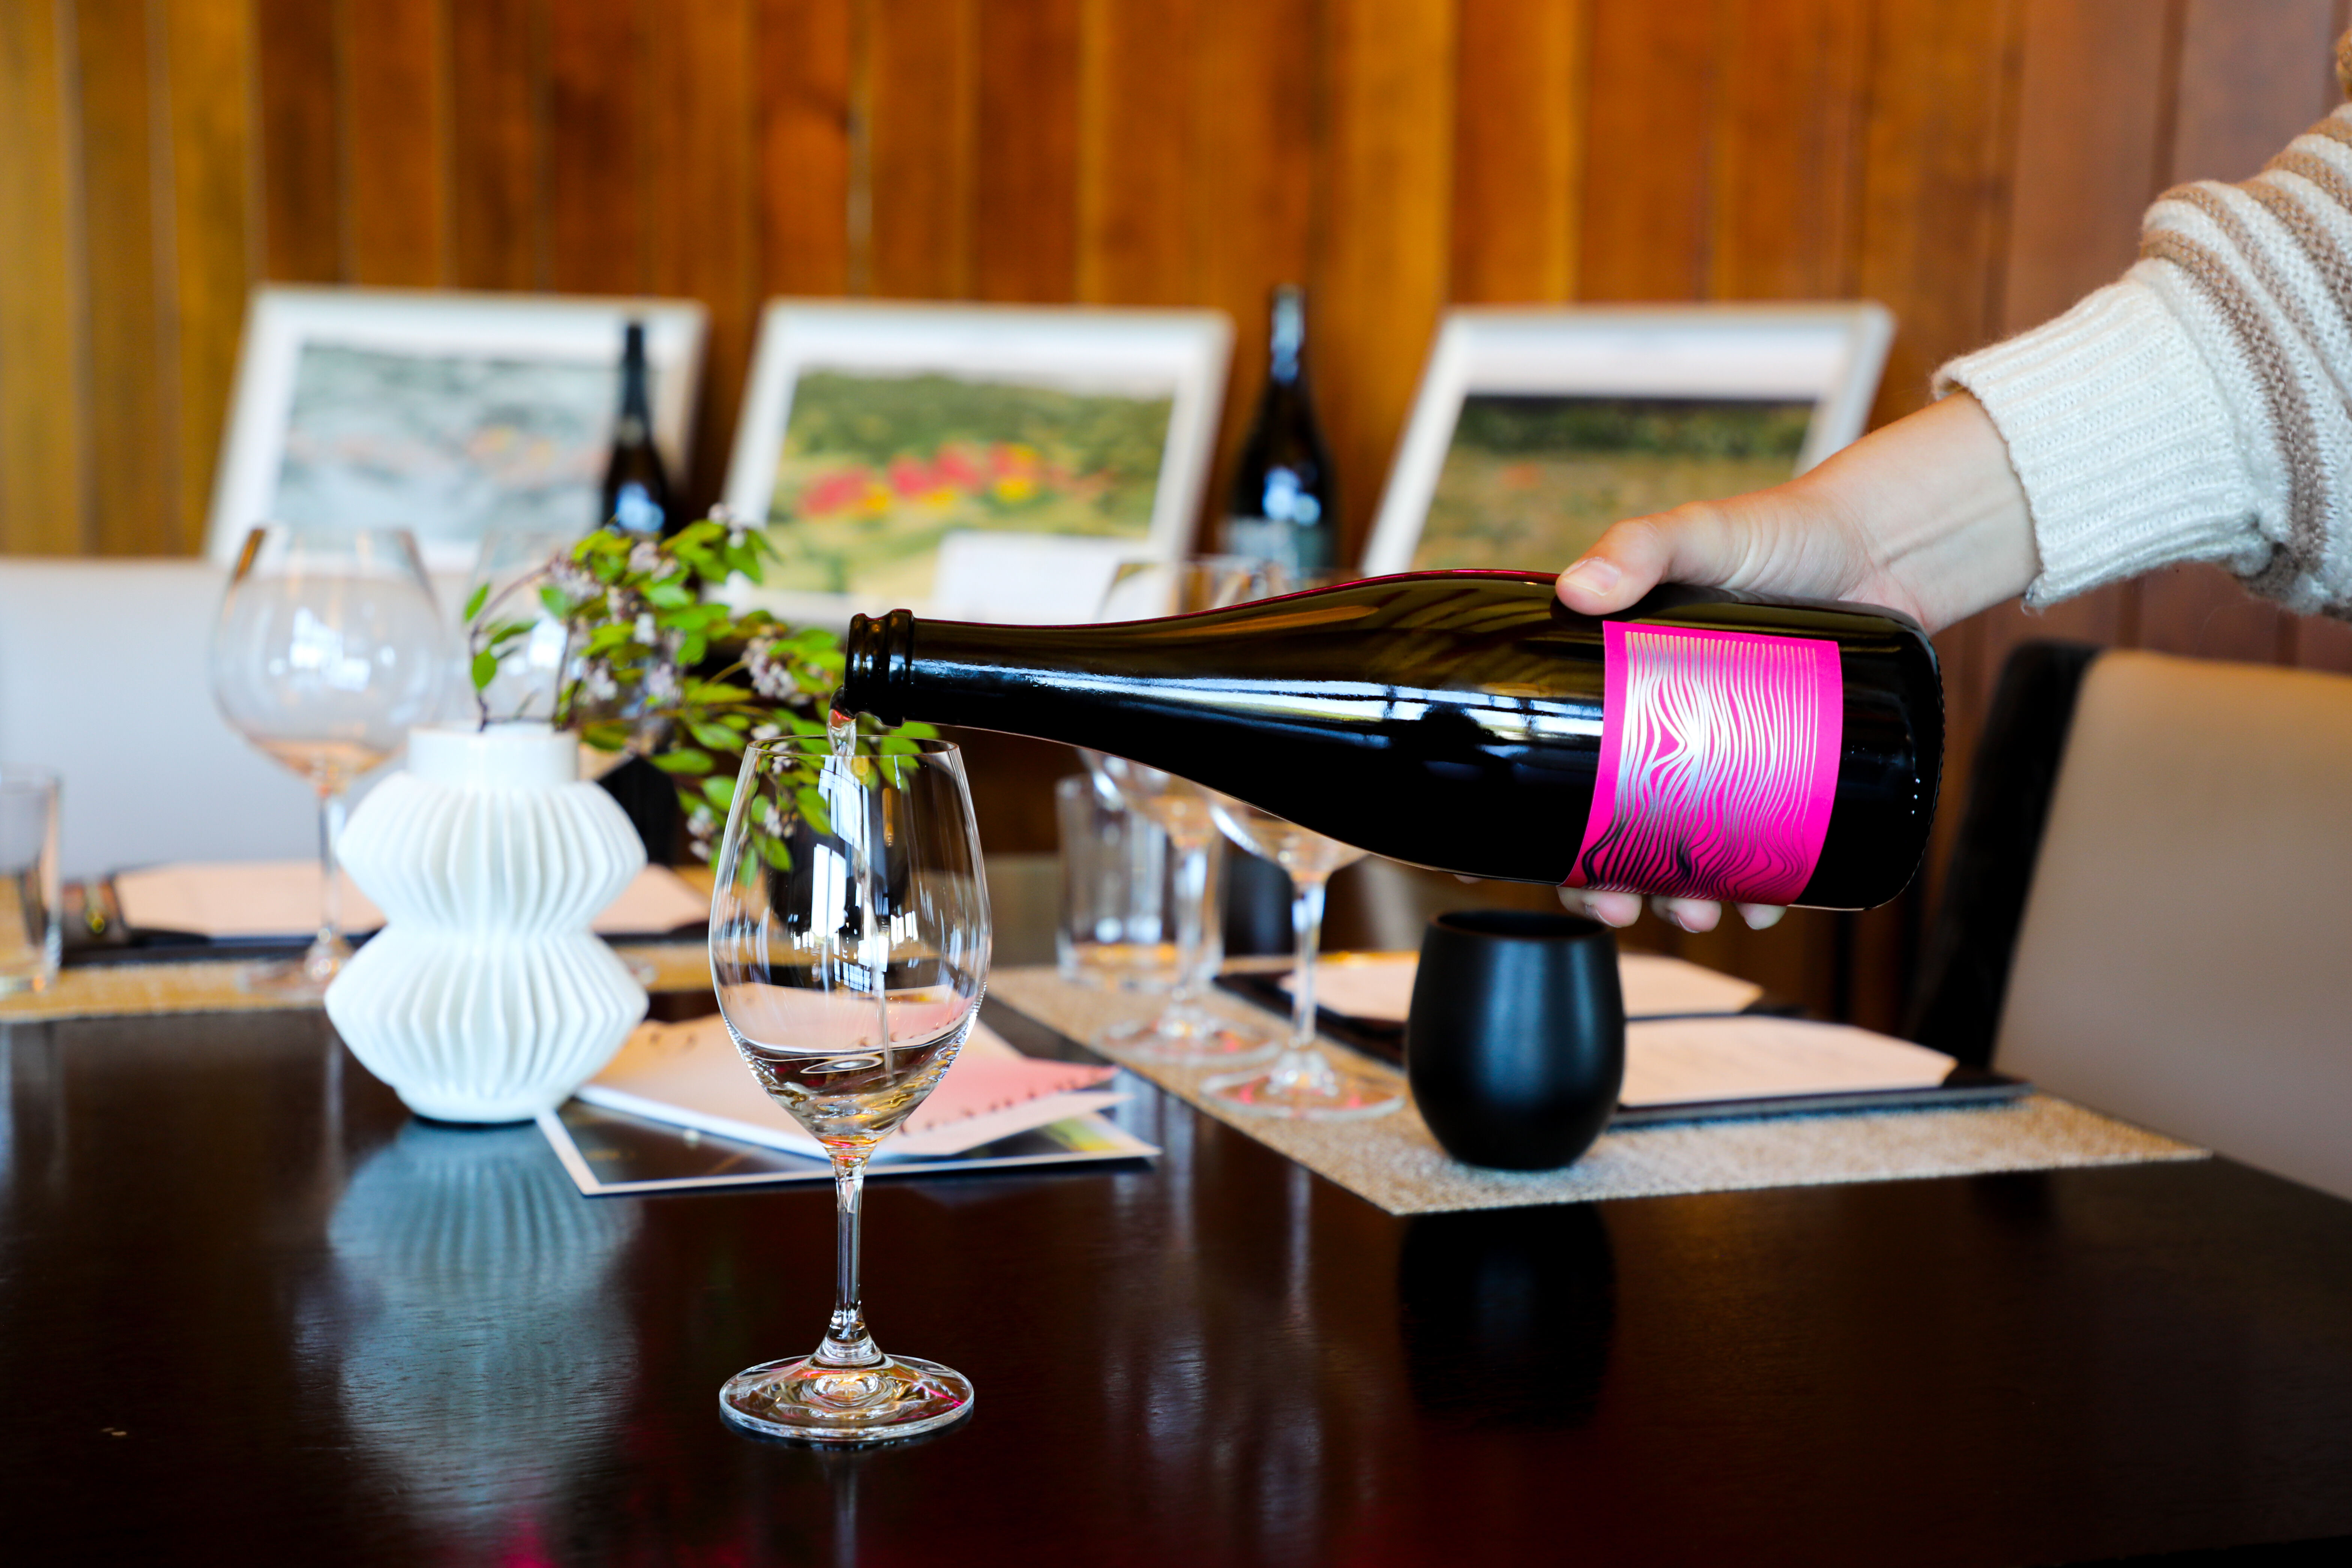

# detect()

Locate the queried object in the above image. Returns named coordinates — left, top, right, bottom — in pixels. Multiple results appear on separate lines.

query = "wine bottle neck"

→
left=1268, top=288, right=1304, bottom=384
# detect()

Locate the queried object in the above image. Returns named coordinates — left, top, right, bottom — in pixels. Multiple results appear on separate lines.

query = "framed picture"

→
left=1360, top=304, right=1894, bottom=577
left=207, top=287, right=708, bottom=572
left=720, top=300, right=1232, bottom=626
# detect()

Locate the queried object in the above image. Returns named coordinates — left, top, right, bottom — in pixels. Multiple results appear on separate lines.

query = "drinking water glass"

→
left=0, top=767, right=61, bottom=994
left=1055, top=773, right=1224, bottom=992
left=707, top=734, right=989, bottom=1443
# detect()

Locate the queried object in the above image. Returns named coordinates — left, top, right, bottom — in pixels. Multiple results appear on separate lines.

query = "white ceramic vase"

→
left=324, top=723, right=649, bottom=1123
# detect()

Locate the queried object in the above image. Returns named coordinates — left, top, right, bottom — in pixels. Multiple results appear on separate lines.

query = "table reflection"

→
left=300, top=1120, right=638, bottom=1545
left=1397, top=1203, right=1616, bottom=1429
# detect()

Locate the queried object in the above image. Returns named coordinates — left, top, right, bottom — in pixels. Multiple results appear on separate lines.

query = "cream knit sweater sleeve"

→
left=1936, top=100, right=2352, bottom=617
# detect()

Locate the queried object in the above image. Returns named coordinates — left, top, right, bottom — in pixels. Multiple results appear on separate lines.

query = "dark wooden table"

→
left=6, top=1005, right=2352, bottom=1566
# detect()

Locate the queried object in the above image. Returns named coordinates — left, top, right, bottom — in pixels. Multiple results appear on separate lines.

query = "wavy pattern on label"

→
left=1564, top=623, right=1842, bottom=905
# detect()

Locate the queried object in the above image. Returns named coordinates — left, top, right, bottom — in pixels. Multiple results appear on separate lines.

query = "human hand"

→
left=1553, top=392, right=2036, bottom=933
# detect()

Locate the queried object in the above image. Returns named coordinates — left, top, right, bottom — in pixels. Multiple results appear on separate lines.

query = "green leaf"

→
left=538, top=584, right=572, bottom=618
left=582, top=624, right=634, bottom=657
left=759, top=835, right=794, bottom=872
left=650, top=748, right=713, bottom=775
left=702, top=775, right=736, bottom=810
left=794, top=785, right=833, bottom=837
left=688, top=720, right=739, bottom=750
left=579, top=720, right=631, bottom=751
left=470, top=650, right=499, bottom=689
left=644, top=581, right=694, bottom=609
left=463, top=582, right=490, bottom=622
left=678, top=632, right=708, bottom=666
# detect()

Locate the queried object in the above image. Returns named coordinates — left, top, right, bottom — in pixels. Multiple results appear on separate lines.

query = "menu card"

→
left=1621, top=1016, right=1956, bottom=1106
left=113, top=860, right=710, bottom=940
left=1291, top=950, right=1765, bottom=1023
left=576, top=1014, right=1123, bottom=1161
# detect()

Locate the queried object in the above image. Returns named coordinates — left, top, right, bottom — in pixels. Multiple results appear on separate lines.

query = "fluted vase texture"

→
left=324, top=724, right=649, bottom=1122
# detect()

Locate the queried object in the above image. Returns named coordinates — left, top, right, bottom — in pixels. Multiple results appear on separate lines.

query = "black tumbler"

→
left=1406, top=911, right=1625, bottom=1170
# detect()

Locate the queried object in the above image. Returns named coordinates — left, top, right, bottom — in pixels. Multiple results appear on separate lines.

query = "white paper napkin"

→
left=114, top=860, right=710, bottom=939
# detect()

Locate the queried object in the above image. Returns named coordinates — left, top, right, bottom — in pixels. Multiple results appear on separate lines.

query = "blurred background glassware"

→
left=1095, top=552, right=1292, bottom=623
left=1085, top=754, right=1269, bottom=1064
left=1405, top=911, right=1624, bottom=1169
left=707, top=734, right=989, bottom=1443
left=1055, top=773, right=1224, bottom=992
left=210, top=525, right=443, bottom=992
left=0, top=767, right=62, bottom=994
left=1202, top=794, right=1402, bottom=1120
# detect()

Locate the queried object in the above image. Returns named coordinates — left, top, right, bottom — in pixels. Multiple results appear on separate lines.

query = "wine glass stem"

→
left=315, top=786, right=348, bottom=958
left=818, top=1152, right=881, bottom=1367
left=1288, top=873, right=1327, bottom=1050
left=1166, top=833, right=1211, bottom=1010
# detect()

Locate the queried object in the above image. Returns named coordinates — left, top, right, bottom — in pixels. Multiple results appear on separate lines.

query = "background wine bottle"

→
left=600, top=320, right=675, bottom=538
left=597, top=319, right=681, bottom=858
left=840, top=572, right=1944, bottom=910
left=1219, top=285, right=1337, bottom=574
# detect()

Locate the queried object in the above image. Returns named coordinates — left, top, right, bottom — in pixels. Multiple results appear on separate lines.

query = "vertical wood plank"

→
left=1076, top=0, right=1196, bottom=306
left=868, top=0, right=976, bottom=299
left=1857, top=0, right=2026, bottom=423
left=447, top=0, right=541, bottom=290
left=254, top=0, right=342, bottom=282
left=0, top=0, right=87, bottom=553
left=757, top=0, right=853, bottom=296
left=1998, top=0, right=2174, bottom=333
left=545, top=0, right=645, bottom=296
left=1578, top=2, right=1713, bottom=301
left=1318, top=0, right=1456, bottom=561
left=974, top=0, right=1078, bottom=302
left=647, top=0, right=757, bottom=509
left=1187, top=0, right=1316, bottom=547
left=347, top=0, right=446, bottom=287
left=76, top=0, right=175, bottom=554
left=160, top=0, right=257, bottom=555
left=1709, top=0, right=1870, bottom=301
left=1449, top=0, right=1583, bottom=305
left=2170, top=0, right=2338, bottom=183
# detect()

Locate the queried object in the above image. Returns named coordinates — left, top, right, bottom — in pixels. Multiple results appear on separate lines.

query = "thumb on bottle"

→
left=1556, top=504, right=1748, bottom=614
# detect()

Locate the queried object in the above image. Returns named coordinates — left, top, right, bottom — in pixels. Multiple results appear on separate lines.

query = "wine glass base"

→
left=720, top=1352, right=975, bottom=1445
left=1099, top=1004, right=1276, bottom=1065
left=1202, top=1057, right=1405, bottom=1121
left=234, top=944, right=348, bottom=999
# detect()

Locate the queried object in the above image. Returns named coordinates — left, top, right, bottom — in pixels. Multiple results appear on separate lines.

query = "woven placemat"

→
left=988, top=966, right=2206, bottom=1215
left=0, top=942, right=712, bottom=1024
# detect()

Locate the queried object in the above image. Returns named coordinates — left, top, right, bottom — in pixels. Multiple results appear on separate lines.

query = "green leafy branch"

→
left=463, top=513, right=934, bottom=865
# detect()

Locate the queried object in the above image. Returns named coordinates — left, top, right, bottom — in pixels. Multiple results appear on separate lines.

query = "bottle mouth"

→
left=841, top=608, right=916, bottom=723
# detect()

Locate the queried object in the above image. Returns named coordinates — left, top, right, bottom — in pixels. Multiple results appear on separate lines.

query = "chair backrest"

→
left=1994, top=648, right=2352, bottom=1200
left=0, top=559, right=425, bottom=878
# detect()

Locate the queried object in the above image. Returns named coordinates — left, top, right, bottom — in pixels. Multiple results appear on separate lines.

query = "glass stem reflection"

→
left=1270, top=874, right=1339, bottom=1098
left=818, top=1151, right=882, bottom=1367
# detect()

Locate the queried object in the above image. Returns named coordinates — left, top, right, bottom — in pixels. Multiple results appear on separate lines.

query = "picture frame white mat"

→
left=1361, top=303, right=1894, bottom=578
left=720, top=299, right=1232, bottom=627
left=207, top=286, right=708, bottom=573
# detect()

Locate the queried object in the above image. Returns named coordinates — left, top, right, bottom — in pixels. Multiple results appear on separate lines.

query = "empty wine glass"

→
left=210, top=525, right=443, bottom=992
left=708, top=734, right=989, bottom=1443
left=1203, top=795, right=1403, bottom=1120
left=1087, top=754, right=1271, bottom=1065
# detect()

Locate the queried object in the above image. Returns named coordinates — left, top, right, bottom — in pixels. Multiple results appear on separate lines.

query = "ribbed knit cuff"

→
left=1936, top=277, right=2267, bottom=607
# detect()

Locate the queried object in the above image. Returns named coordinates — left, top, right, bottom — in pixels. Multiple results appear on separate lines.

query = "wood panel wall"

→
left=5, top=0, right=2348, bottom=1023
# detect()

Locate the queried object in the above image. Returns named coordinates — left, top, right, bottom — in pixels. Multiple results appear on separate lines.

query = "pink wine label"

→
left=1564, top=623, right=1843, bottom=905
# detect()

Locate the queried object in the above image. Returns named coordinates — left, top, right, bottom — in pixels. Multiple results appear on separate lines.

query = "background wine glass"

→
left=209, top=525, right=443, bottom=991
left=1085, top=754, right=1270, bottom=1065
left=1203, top=795, right=1403, bottom=1120
left=707, top=734, right=989, bottom=1443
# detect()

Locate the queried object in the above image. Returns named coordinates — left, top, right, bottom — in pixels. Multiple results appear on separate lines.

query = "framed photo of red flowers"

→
left=720, top=301, right=1232, bottom=626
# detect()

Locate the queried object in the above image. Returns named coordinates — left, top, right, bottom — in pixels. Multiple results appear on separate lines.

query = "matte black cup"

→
left=1406, top=911, right=1626, bottom=1170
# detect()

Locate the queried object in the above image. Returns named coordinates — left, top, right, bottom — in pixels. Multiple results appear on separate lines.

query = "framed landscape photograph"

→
left=1360, top=305, right=1893, bottom=578
left=720, top=301, right=1232, bottom=626
left=207, top=288, right=708, bottom=572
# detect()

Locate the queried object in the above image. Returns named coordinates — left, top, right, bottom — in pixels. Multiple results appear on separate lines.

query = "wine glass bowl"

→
left=210, top=525, right=443, bottom=989
left=707, top=734, right=989, bottom=1443
left=1202, top=794, right=1403, bottom=1122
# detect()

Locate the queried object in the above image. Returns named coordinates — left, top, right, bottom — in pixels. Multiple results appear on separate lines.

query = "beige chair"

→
left=1995, top=649, right=2352, bottom=1201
